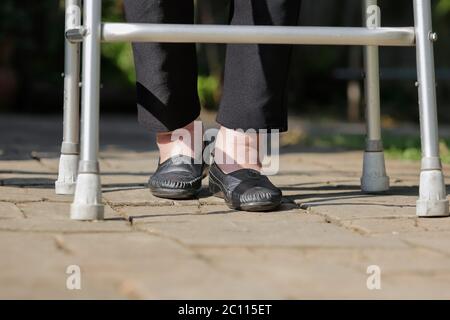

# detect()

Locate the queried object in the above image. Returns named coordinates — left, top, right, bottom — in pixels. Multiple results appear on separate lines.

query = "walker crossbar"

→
left=58, top=0, right=449, bottom=220
left=100, top=24, right=416, bottom=47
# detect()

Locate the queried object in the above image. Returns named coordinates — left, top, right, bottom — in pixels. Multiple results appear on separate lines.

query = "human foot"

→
left=209, top=161, right=282, bottom=211
left=210, top=126, right=282, bottom=211
left=149, top=121, right=206, bottom=199
left=149, top=155, right=207, bottom=199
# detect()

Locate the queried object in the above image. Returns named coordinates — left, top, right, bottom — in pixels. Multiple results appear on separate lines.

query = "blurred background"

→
left=0, top=0, right=450, bottom=160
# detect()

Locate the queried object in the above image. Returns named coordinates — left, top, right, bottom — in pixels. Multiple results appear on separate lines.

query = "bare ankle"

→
left=157, top=121, right=203, bottom=163
left=214, top=126, right=261, bottom=174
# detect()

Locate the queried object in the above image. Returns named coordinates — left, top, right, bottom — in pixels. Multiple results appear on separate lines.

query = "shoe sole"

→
left=150, top=186, right=201, bottom=200
left=209, top=177, right=281, bottom=212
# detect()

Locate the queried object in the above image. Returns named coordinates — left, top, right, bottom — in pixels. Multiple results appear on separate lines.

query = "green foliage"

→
left=198, top=75, right=220, bottom=110
left=386, top=137, right=450, bottom=163
left=303, top=133, right=450, bottom=163
left=436, top=0, right=450, bottom=16
left=102, top=43, right=136, bottom=84
left=100, top=0, right=136, bottom=84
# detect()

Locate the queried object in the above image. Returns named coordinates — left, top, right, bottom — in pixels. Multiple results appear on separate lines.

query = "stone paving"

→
left=1, top=115, right=450, bottom=299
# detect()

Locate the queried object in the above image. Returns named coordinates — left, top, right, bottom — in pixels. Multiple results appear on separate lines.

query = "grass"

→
left=302, top=133, right=450, bottom=163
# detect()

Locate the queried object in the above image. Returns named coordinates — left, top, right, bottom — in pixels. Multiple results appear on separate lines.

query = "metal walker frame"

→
left=56, top=0, right=449, bottom=220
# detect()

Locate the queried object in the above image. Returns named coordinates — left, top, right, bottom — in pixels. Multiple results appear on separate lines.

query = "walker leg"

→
left=361, top=0, right=390, bottom=193
left=70, top=0, right=104, bottom=220
left=413, top=0, right=449, bottom=217
left=56, top=0, right=82, bottom=195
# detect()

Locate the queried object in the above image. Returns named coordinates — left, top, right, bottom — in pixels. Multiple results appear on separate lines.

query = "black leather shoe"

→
left=209, top=162, right=282, bottom=212
left=149, top=155, right=207, bottom=199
